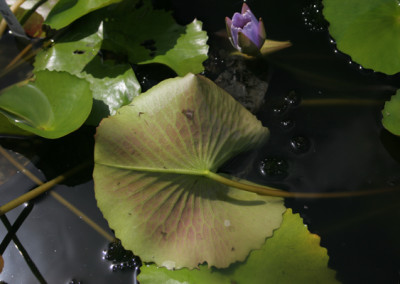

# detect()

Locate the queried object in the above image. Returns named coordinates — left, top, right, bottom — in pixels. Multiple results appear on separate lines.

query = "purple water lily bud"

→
left=225, top=3, right=266, bottom=55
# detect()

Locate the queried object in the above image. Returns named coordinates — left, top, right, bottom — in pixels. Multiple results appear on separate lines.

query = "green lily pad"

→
left=0, top=71, right=92, bottom=139
left=34, top=17, right=103, bottom=73
left=0, top=114, right=31, bottom=136
left=139, top=209, right=339, bottom=284
left=44, top=0, right=123, bottom=30
left=83, top=57, right=141, bottom=125
left=94, top=73, right=285, bottom=269
left=139, top=19, right=209, bottom=76
left=382, top=89, right=400, bottom=135
left=323, top=0, right=400, bottom=75
left=34, top=20, right=140, bottom=124
left=102, top=0, right=209, bottom=76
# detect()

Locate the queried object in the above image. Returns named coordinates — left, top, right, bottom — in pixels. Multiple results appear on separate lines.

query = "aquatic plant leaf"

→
left=323, top=0, right=400, bottom=75
left=34, top=19, right=103, bottom=73
left=382, top=90, right=400, bottom=135
left=44, top=0, right=123, bottom=30
left=34, top=21, right=140, bottom=124
left=139, top=209, right=339, bottom=284
left=83, top=57, right=141, bottom=125
left=94, top=73, right=285, bottom=269
left=139, top=19, right=209, bottom=76
left=102, top=1, right=208, bottom=76
left=0, top=71, right=92, bottom=139
left=0, top=115, right=31, bottom=136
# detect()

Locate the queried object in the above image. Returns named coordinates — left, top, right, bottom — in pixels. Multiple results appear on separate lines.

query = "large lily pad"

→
left=139, top=209, right=339, bottom=284
left=382, top=89, right=400, bottom=135
left=0, top=71, right=92, bottom=138
left=44, top=0, right=123, bottom=30
left=94, top=74, right=285, bottom=269
left=323, top=0, right=400, bottom=75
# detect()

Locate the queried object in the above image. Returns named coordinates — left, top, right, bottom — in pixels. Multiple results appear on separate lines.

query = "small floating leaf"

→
left=94, top=73, right=285, bottom=269
left=323, top=0, right=400, bottom=74
left=139, top=209, right=339, bottom=284
left=102, top=1, right=209, bottom=75
left=382, top=89, right=400, bottom=135
left=34, top=19, right=103, bottom=74
left=34, top=21, right=140, bottom=124
left=139, top=19, right=209, bottom=76
left=0, top=71, right=92, bottom=139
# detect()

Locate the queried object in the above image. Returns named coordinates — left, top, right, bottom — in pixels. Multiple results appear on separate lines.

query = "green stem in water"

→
left=0, top=162, right=89, bottom=216
left=206, top=171, right=396, bottom=198
left=301, top=98, right=383, bottom=107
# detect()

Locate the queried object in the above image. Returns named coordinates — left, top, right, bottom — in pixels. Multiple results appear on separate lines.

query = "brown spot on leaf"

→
left=182, top=109, right=194, bottom=120
left=73, top=50, right=85, bottom=54
left=138, top=112, right=145, bottom=117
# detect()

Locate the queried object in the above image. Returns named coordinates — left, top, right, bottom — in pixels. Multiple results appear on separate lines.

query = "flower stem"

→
left=301, top=98, right=383, bottom=107
left=206, top=171, right=396, bottom=198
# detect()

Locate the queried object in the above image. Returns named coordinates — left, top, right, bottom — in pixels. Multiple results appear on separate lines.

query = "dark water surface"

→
left=1, top=0, right=400, bottom=283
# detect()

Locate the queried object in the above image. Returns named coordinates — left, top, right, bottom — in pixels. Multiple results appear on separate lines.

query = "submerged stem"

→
left=0, top=0, right=27, bottom=37
left=0, top=162, right=89, bottom=216
left=206, top=171, right=396, bottom=198
left=301, top=98, right=383, bottom=107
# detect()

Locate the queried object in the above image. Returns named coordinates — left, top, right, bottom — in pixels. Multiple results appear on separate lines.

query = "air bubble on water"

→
left=280, top=119, right=295, bottom=129
left=259, top=157, right=289, bottom=178
left=290, top=136, right=311, bottom=153
left=301, top=1, right=327, bottom=32
left=103, top=239, right=141, bottom=272
left=272, top=101, right=288, bottom=115
left=284, top=90, right=301, bottom=106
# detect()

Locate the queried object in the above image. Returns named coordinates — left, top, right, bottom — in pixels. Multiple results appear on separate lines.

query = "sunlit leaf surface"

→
left=139, top=209, right=339, bottom=284
left=94, top=74, right=285, bottom=269
left=323, top=0, right=400, bottom=74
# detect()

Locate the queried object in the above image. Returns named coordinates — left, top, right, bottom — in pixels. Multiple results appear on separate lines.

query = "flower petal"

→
left=225, top=16, right=233, bottom=39
left=232, top=12, right=249, bottom=28
left=242, top=21, right=261, bottom=48
left=238, top=31, right=261, bottom=56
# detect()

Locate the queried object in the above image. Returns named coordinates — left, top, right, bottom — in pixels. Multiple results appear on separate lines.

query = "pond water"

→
left=1, top=0, right=400, bottom=283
